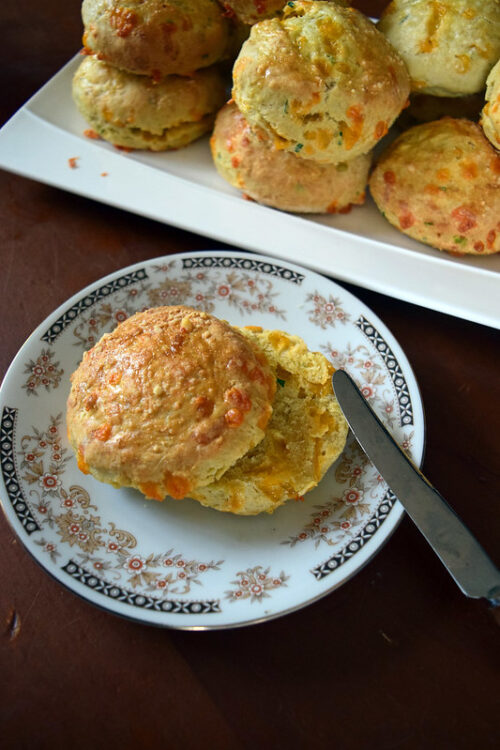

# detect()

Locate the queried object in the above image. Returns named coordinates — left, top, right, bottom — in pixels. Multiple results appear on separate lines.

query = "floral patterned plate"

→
left=0, top=251, right=424, bottom=629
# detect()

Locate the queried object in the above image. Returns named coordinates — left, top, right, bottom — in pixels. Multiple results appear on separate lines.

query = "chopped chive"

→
left=294, top=143, right=303, bottom=152
left=277, top=377, right=286, bottom=387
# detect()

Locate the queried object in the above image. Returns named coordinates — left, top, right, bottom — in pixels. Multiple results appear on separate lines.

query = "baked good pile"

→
left=66, top=306, right=348, bottom=515
left=72, top=0, right=235, bottom=150
left=217, top=0, right=410, bottom=213
left=72, top=0, right=500, bottom=254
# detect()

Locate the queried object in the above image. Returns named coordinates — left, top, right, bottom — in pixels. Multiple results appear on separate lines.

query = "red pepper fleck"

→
left=225, top=408, right=244, bottom=426
left=486, top=229, right=496, bottom=248
left=84, top=129, right=100, bottom=140
left=399, top=213, right=415, bottom=229
left=68, top=157, right=79, bottom=169
left=383, top=170, right=396, bottom=185
left=224, top=387, right=252, bottom=412
left=474, top=241, right=485, bottom=253
left=451, top=205, right=477, bottom=233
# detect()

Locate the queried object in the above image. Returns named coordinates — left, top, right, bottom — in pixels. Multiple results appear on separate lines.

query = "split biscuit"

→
left=67, top=306, right=276, bottom=501
left=190, top=326, right=348, bottom=515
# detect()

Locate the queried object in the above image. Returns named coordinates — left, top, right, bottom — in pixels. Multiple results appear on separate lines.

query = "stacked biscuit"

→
left=67, top=306, right=348, bottom=515
left=369, top=0, right=500, bottom=255
left=72, top=0, right=237, bottom=151
left=210, top=0, right=410, bottom=213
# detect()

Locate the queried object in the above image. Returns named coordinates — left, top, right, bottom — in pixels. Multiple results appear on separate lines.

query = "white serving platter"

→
left=0, top=54, right=498, bottom=329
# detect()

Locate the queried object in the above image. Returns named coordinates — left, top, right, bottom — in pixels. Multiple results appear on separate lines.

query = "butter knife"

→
left=332, top=369, right=500, bottom=605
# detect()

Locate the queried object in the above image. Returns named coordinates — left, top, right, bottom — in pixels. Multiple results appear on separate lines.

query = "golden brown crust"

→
left=369, top=118, right=500, bottom=255
left=81, top=0, right=230, bottom=77
left=211, top=100, right=371, bottom=213
left=66, top=306, right=276, bottom=501
left=190, top=326, right=348, bottom=515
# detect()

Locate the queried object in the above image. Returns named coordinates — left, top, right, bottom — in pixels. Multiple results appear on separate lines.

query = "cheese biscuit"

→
left=211, top=100, right=371, bottom=213
left=232, top=0, right=409, bottom=163
left=67, top=306, right=276, bottom=501
left=369, top=118, right=500, bottom=255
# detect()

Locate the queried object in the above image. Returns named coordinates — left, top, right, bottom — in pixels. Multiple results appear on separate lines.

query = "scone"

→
left=369, top=118, right=500, bottom=255
left=67, top=307, right=276, bottom=501
left=211, top=100, right=371, bottom=213
left=378, top=0, right=500, bottom=97
left=81, top=0, right=230, bottom=77
left=72, top=56, right=227, bottom=151
left=481, top=58, right=500, bottom=149
left=190, top=326, right=348, bottom=515
left=232, top=0, right=409, bottom=163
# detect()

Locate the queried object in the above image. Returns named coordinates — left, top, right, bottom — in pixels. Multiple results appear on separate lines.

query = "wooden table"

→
left=1, top=2, right=499, bottom=748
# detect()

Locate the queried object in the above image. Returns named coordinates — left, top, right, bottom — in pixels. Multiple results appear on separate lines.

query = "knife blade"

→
left=332, top=369, right=500, bottom=605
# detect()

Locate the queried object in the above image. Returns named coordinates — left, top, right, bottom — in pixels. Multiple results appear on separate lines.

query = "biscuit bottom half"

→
left=190, top=326, right=348, bottom=515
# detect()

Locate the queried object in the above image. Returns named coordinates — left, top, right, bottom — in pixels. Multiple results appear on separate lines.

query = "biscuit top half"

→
left=66, top=306, right=276, bottom=500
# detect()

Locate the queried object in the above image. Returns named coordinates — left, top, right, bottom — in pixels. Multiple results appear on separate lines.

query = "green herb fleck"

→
left=439, top=186, right=448, bottom=191
left=277, top=377, right=286, bottom=388
left=294, top=143, right=303, bottom=153
left=424, top=221, right=434, bottom=226
left=454, top=236, right=467, bottom=244
left=284, top=100, right=289, bottom=114
left=287, top=1, right=294, bottom=6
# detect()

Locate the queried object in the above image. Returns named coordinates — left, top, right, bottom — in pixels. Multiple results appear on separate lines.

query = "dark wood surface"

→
left=1, top=2, right=499, bottom=749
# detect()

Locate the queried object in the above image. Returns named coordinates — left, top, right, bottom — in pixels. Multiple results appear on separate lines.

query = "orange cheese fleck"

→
left=139, top=482, right=164, bottom=501
left=93, top=423, right=112, bottom=441
left=77, top=447, right=90, bottom=475
left=164, top=474, right=190, bottom=500
left=109, top=8, right=138, bottom=38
